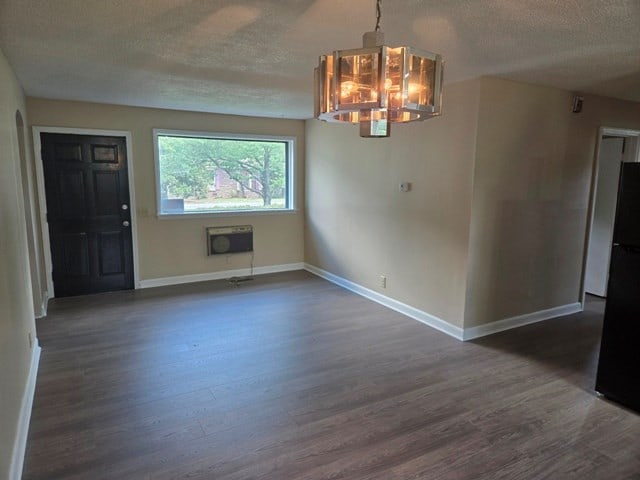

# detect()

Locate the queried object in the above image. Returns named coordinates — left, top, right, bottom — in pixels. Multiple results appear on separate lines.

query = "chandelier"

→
left=314, top=0, right=443, bottom=137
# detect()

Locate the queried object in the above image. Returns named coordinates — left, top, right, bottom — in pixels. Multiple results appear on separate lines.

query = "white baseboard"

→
left=303, top=263, right=584, bottom=342
left=9, top=339, right=41, bottom=480
left=139, top=262, right=305, bottom=289
left=462, top=302, right=583, bottom=341
left=303, top=263, right=465, bottom=340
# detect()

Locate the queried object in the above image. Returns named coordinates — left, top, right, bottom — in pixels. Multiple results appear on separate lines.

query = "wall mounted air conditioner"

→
left=206, top=225, right=253, bottom=255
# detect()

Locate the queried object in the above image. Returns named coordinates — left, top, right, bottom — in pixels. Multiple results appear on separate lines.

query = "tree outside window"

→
left=155, top=132, right=293, bottom=214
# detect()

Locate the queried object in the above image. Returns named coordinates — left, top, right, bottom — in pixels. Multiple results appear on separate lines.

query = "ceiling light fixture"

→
left=314, top=0, right=444, bottom=138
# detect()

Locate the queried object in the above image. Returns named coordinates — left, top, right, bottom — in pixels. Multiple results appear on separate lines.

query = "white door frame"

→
left=581, top=126, right=640, bottom=308
left=32, top=126, right=140, bottom=298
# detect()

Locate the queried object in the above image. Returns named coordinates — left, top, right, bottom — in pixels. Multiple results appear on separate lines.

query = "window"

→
left=154, top=130, right=295, bottom=216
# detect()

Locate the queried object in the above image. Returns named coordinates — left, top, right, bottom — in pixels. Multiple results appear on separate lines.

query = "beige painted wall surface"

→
left=305, top=79, right=481, bottom=328
left=464, top=77, right=576, bottom=327
left=0, top=48, right=37, bottom=479
left=464, top=79, right=640, bottom=328
left=26, top=98, right=305, bottom=282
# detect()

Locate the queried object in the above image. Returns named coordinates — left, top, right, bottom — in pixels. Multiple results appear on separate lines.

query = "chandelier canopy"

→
left=314, top=1, right=443, bottom=138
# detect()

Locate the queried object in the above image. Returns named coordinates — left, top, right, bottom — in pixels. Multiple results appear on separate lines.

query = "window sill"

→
left=156, top=209, right=300, bottom=220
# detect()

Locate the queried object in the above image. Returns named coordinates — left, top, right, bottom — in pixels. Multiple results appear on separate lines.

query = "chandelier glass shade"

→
left=314, top=28, right=443, bottom=137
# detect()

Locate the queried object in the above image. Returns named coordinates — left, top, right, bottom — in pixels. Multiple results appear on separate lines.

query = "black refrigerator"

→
left=595, top=162, right=640, bottom=414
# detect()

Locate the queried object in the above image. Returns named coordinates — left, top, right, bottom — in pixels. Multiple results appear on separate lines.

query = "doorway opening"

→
left=583, top=127, right=640, bottom=304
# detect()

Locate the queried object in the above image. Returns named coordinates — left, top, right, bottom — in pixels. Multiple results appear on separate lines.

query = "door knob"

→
left=122, top=221, right=130, bottom=227
left=122, top=204, right=129, bottom=210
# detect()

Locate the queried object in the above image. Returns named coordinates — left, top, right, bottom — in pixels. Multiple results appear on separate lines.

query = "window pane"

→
left=156, top=134, right=291, bottom=214
left=407, top=54, right=435, bottom=107
left=338, top=53, right=379, bottom=106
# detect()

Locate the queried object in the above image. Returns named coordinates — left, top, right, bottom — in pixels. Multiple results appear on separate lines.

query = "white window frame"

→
left=153, top=129, right=296, bottom=218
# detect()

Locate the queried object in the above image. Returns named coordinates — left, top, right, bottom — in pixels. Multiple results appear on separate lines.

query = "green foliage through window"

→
left=155, top=132, right=292, bottom=214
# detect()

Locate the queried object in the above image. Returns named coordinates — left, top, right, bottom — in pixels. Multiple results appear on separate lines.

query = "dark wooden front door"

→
left=41, top=133, right=134, bottom=297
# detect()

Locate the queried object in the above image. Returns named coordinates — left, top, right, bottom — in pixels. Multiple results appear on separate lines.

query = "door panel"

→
left=41, top=133, right=133, bottom=297
left=92, top=144, right=119, bottom=164
left=54, top=142, right=82, bottom=162
left=585, top=137, right=624, bottom=296
left=98, top=231, right=125, bottom=275
left=93, top=171, right=120, bottom=216
left=60, top=233, right=90, bottom=277
left=57, top=170, right=87, bottom=219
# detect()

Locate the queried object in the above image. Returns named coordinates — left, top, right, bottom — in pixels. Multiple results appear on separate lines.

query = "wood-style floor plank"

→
left=23, top=271, right=640, bottom=479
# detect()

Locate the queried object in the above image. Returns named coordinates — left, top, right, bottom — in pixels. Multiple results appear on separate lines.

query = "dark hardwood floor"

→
left=23, top=271, right=640, bottom=479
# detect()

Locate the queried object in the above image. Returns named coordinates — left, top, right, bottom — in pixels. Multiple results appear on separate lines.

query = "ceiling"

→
left=1, top=0, right=639, bottom=119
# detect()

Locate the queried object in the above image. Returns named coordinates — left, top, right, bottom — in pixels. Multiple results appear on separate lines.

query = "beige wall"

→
left=26, top=99, right=305, bottom=282
left=0, top=48, right=38, bottom=478
left=565, top=93, right=640, bottom=219
left=464, top=78, right=576, bottom=327
left=305, top=79, right=481, bottom=328
left=465, top=80, right=640, bottom=328
left=306, top=76, right=640, bottom=333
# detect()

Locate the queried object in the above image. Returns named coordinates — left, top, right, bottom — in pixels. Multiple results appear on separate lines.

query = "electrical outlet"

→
left=378, top=275, right=387, bottom=289
left=28, top=332, right=33, bottom=349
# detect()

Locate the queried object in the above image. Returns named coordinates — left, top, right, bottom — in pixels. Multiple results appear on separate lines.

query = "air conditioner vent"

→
left=206, top=225, right=253, bottom=255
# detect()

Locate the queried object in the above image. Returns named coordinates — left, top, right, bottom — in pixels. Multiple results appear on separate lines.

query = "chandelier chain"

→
left=375, top=0, right=382, bottom=31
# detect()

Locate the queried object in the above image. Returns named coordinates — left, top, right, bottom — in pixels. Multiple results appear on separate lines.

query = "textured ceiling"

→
left=0, top=0, right=639, bottom=119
